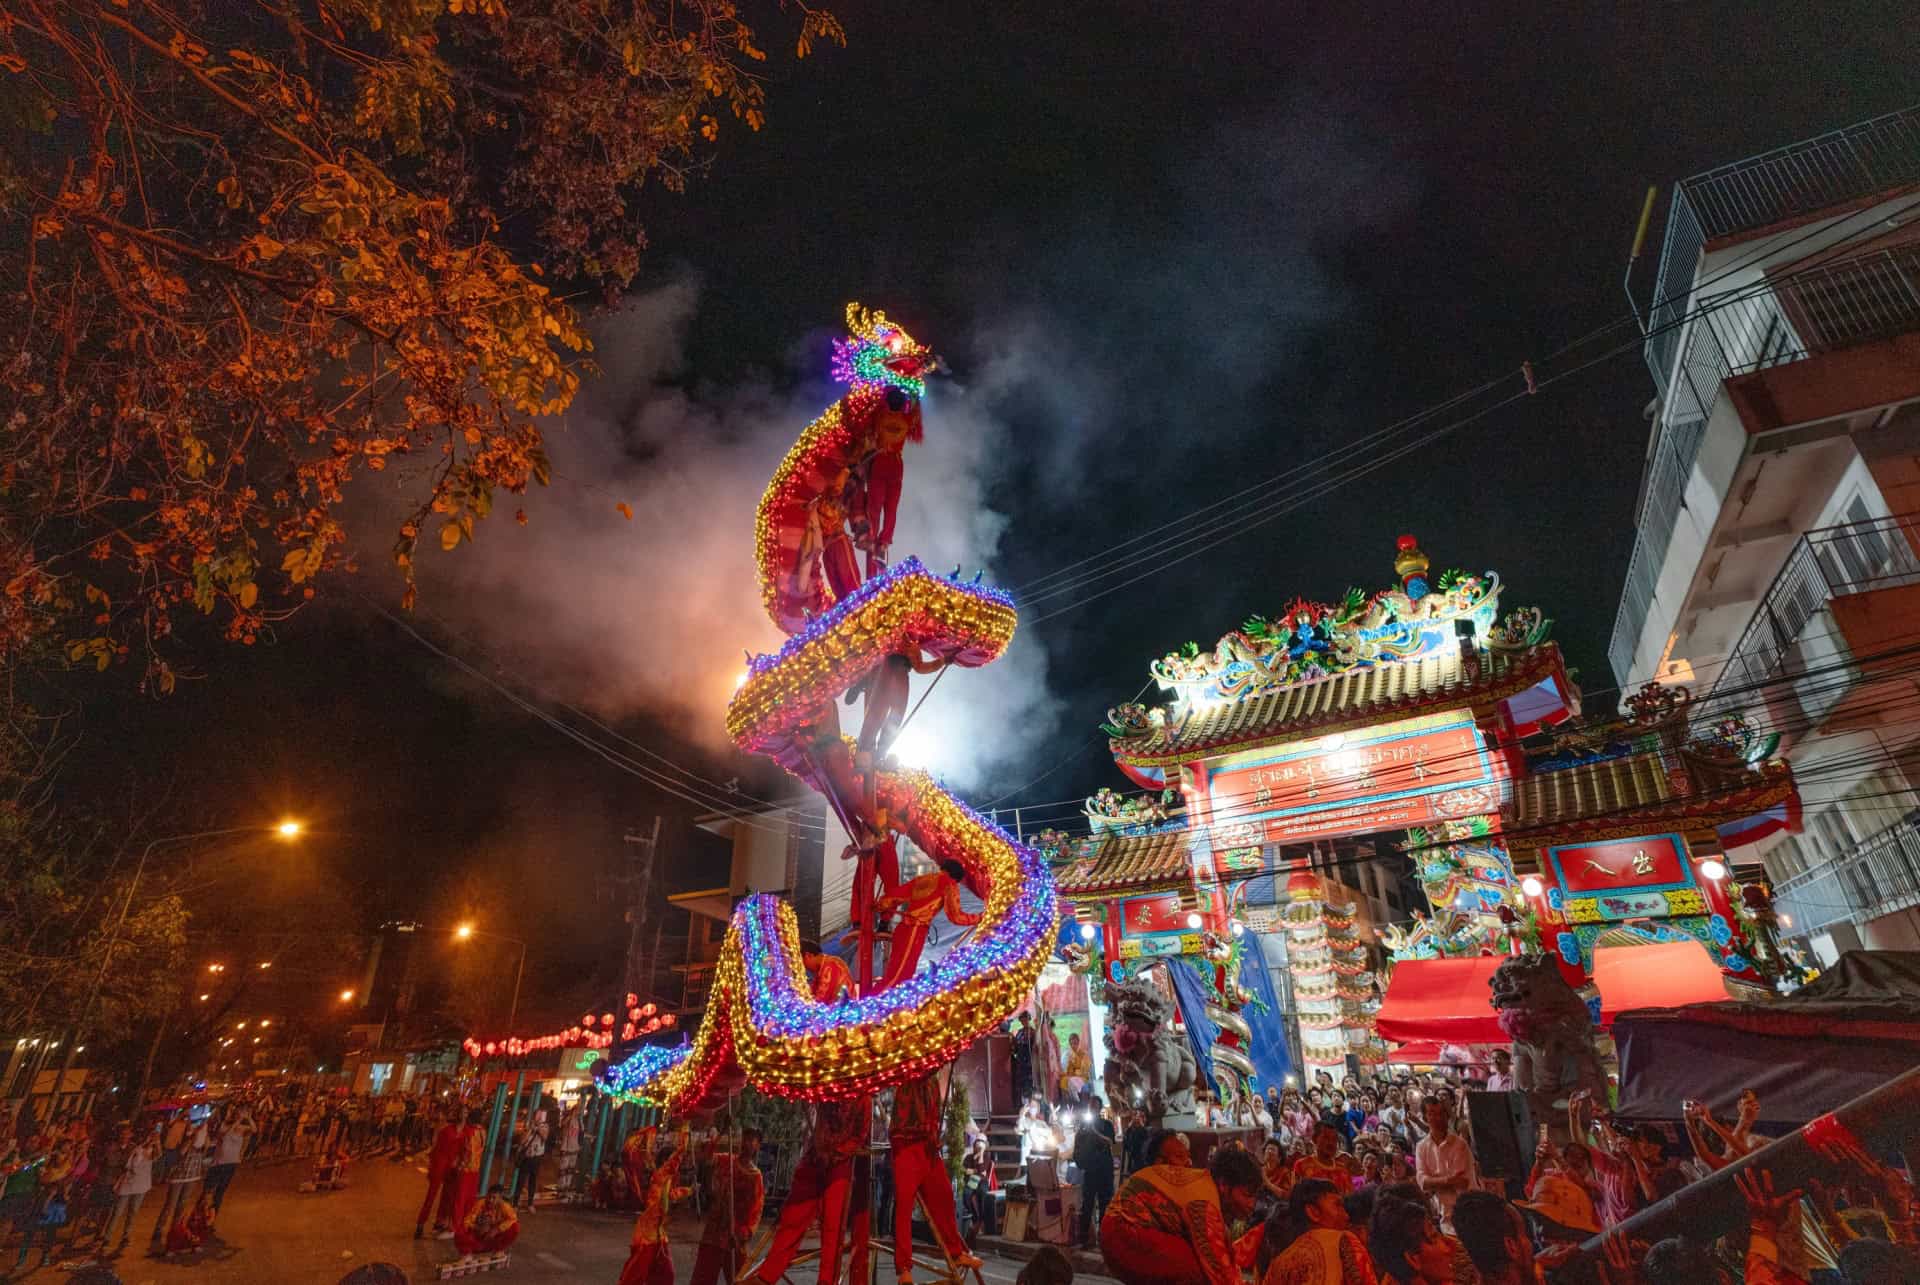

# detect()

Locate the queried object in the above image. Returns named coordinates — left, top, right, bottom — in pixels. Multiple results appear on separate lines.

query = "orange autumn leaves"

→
left=0, top=0, right=838, bottom=686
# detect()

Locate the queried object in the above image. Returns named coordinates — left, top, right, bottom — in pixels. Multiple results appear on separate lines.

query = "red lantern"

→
left=601, top=1012, right=616, bottom=1027
left=625, top=993, right=639, bottom=1009
left=484, top=1042, right=497, bottom=1056
left=582, top=1013, right=596, bottom=1027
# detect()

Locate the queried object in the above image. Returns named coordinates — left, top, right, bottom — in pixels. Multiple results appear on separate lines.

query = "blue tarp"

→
left=1165, top=943, right=1293, bottom=1098
left=1240, top=934, right=1295, bottom=1094
left=1166, top=958, right=1220, bottom=1094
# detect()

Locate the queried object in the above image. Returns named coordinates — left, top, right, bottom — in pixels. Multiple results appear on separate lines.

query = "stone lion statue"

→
left=1101, top=975, right=1198, bottom=1125
left=1487, top=954, right=1608, bottom=1129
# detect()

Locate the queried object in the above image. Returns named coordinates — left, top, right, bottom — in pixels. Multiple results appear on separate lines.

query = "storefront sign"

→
left=1209, top=711, right=1501, bottom=845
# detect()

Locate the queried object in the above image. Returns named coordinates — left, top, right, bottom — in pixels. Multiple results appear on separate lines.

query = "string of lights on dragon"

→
left=596, top=306, right=1058, bottom=1109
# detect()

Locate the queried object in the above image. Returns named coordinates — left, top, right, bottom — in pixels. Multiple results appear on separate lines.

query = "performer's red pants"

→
left=892, top=1138, right=965, bottom=1274
left=753, top=1155, right=851, bottom=1284
left=865, top=451, right=903, bottom=561
left=823, top=534, right=861, bottom=599
left=691, top=1238, right=744, bottom=1285
left=449, top=1170, right=479, bottom=1232
left=1099, top=1218, right=1204, bottom=1285
left=416, top=1170, right=456, bottom=1228
left=879, top=917, right=932, bottom=992
left=619, top=1242, right=674, bottom=1285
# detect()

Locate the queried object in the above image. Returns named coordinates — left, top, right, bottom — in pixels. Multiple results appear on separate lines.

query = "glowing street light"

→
left=451, top=923, right=529, bottom=1029
left=276, top=819, right=305, bottom=839
left=338, top=989, right=356, bottom=1003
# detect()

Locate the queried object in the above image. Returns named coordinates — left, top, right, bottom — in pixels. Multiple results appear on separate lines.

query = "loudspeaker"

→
left=1466, top=1090, right=1534, bottom=1179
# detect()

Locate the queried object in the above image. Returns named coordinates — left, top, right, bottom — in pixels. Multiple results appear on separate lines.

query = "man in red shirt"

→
left=874, top=859, right=979, bottom=993
left=888, top=1067, right=981, bottom=1283
left=692, top=1127, right=765, bottom=1285
left=415, top=1108, right=462, bottom=1239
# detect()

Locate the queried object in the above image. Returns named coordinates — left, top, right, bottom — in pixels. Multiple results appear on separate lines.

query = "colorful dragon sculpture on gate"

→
left=598, top=306, right=1058, bottom=1111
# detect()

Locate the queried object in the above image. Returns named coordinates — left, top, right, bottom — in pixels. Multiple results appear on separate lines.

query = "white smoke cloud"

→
left=408, top=278, right=1063, bottom=792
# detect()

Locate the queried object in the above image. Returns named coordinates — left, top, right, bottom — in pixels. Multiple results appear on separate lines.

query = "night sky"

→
left=78, top=2, right=1918, bottom=1019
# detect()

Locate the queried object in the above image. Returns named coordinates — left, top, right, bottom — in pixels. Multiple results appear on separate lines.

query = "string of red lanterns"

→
left=460, top=992, right=678, bottom=1062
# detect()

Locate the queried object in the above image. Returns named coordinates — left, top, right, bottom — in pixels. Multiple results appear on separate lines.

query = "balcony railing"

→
left=1607, top=246, right=1920, bottom=685
left=1698, top=514, right=1920, bottom=729
left=1774, top=808, right=1920, bottom=937
left=1645, top=105, right=1920, bottom=398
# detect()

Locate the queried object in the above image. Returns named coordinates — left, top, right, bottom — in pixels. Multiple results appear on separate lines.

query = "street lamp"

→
left=338, top=989, right=356, bottom=1003
left=276, top=819, right=304, bottom=839
left=451, top=923, right=530, bottom=1031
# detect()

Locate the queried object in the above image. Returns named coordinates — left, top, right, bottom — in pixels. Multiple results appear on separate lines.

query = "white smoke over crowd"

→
left=409, top=278, right=1065, bottom=792
left=388, top=107, right=1413, bottom=797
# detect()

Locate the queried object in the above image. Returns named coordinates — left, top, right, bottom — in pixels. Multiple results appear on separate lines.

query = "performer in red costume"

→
left=748, top=1093, right=873, bottom=1285
left=798, top=475, right=863, bottom=603
left=861, top=386, right=923, bottom=578
left=619, top=1131, right=692, bottom=1285
left=415, top=1108, right=464, bottom=1238
left=621, top=1123, right=658, bottom=1214
left=690, top=1128, right=765, bottom=1285
left=874, top=858, right=979, bottom=993
left=801, top=947, right=853, bottom=1003
left=854, top=647, right=948, bottom=760
left=888, top=1066, right=981, bottom=1284
left=454, top=1185, right=521, bottom=1256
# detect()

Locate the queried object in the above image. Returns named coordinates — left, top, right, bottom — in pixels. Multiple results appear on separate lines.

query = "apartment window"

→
left=1766, top=836, right=1807, bottom=880
left=1810, top=808, right=1856, bottom=862
left=1818, top=496, right=1893, bottom=590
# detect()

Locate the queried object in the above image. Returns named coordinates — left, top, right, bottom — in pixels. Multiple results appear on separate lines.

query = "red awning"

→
left=1376, top=942, right=1731, bottom=1048
left=1375, top=956, right=1508, bottom=1046
left=1593, top=941, right=1730, bottom=1025
left=1385, top=1039, right=1445, bottom=1065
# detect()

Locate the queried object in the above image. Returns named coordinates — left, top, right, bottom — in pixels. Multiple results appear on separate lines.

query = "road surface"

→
left=23, top=1150, right=1116, bottom=1284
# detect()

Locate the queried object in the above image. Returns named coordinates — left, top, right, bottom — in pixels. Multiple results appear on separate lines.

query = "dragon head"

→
left=833, top=303, right=939, bottom=398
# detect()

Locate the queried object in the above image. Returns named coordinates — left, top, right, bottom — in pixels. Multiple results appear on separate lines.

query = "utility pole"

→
left=618, top=818, right=663, bottom=1003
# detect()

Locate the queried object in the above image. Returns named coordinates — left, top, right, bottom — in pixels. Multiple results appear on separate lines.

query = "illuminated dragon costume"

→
left=600, top=306, right=1057, bottom=1110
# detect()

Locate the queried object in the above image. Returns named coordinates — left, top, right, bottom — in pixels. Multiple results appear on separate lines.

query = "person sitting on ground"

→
left=454, top=1184, right=520, bottom=1258
left=1368, top=1197, right=1457, bottom=1285
left=1100, top=1140, right=1262, bottom=1285
left=1294, top=1123, right=1359, bottom=1188
left=1456, top=1189, right=1592, bottom=1284
left=1259, top=1176, right=1377, bottom=1285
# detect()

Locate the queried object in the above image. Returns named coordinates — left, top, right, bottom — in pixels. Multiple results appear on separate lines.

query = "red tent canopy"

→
left=1593, top=941, right=1732, bottom=1025
left=1384, top=1039, right=1446, bottom=1065
left=1375, top=956, right=1509, bottom=1046
left=1376, top=942, right=1731, bottom=1050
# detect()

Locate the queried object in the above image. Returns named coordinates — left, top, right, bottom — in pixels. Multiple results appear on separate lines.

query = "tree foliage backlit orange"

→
left=0, top=0, right=841, bottom=689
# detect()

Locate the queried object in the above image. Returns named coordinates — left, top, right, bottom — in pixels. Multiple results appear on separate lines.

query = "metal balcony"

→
left=1697, top=513, right=1920, bottom=730
left=1607, top=244, right=1920, bottom=685
left=1645, top=105, right=1920, bottom=398
left=1774, top=809, right=1920, bottom=937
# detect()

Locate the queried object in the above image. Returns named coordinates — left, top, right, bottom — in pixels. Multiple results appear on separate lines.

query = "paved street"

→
left=16, top=1153, right=1115, bottom=1284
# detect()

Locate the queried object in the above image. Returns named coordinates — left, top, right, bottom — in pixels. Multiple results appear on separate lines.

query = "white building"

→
left=1608, top=105, right=1920, bottom=962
